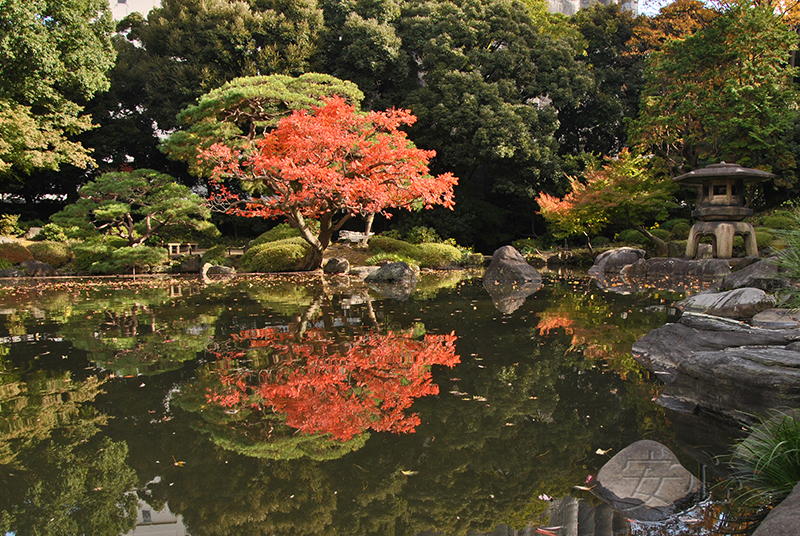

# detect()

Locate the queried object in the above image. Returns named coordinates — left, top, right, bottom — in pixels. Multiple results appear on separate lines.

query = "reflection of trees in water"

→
left=178, top=292, right=459, bottom=462
left=0, top=366, right=137, bottom=535
left=535, top=280, right=678, bottom=378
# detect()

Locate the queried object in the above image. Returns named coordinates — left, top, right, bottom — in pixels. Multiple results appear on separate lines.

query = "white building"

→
left=548, top=0, right=638, bottom=16
left=110, top=0, right=161, bottom=20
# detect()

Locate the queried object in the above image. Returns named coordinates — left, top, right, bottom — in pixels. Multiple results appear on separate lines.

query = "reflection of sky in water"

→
left=0, top=275, right=747, bottom=535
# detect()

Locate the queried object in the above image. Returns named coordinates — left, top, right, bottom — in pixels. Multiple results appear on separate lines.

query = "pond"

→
left=0, top=272, right=753, bottom=535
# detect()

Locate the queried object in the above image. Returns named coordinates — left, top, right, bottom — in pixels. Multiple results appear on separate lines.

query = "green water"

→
left=0, top=273, right=744, bottom=535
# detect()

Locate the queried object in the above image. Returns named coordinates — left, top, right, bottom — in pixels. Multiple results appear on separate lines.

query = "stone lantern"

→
left=674, top=162, right=773, bottom=259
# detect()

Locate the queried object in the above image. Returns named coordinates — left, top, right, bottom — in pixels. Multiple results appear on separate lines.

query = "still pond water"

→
left=0, top=272, right=750, bottom=535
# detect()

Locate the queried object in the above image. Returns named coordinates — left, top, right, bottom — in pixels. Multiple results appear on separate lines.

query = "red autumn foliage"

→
left=207, top=327, right=459, bottom=441
left=202, top=96, right=458, bottom=269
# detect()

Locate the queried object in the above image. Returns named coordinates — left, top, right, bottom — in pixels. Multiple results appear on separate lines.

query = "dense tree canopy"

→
left=0, top=0, right=116, bottom=193
left=630, top=2, right=800, bottom=179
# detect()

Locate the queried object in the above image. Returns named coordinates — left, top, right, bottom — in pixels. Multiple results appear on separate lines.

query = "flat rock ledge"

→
left=594, top=440, right=703, bottom=522
left=675, top=287, right=776, bottom=319
left=631, top=313, right=800, bottom=423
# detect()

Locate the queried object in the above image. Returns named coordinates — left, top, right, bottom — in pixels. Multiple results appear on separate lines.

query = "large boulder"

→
left=721, top=257, right=790, bottom=292
left=675, top=288, right=777, bottom=319
left=20, top=260, right=56, bottom=277
left=483, top=246, right=541, bottom=285
left=323, top=258, right=350, bottom=275
left=587, top=247, right=646, bottom=276
left=621, top=258, right=731, bottom=278
left=594, top=440, right=704, bottom=521
left=632, top=313, right=800, bottom=422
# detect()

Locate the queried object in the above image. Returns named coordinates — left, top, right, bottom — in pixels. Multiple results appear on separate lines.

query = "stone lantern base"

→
left=686, top=221, right=757, bottom=259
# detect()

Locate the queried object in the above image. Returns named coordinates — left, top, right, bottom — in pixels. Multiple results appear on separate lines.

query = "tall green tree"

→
left=629, top=1, right=800, bottom=181
left=318, top=0, right=409, bottom=109
left=393, top=0, right=592, bottom=248
left=117, top=0, right=324, bottom=134
left=557, top=3, right=644, bottom=158
left=0, top=0, right=116, bottom=196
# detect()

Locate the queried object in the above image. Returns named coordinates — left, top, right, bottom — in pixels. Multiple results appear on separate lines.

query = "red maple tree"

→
left=203, top=96, right=458, bottom=269
left=207, top=327, right=459, bottom=441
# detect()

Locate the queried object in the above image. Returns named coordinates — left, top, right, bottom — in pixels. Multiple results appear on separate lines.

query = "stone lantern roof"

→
left=674, top=162, right=773, bottom=222
left=673, top=162, right=774, bottom=185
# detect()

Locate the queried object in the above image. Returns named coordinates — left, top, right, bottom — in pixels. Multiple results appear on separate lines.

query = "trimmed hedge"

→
left=670, top=222, right=691, bottom=240
left=249, top=223, right=302, bottom=247
left=414, top=243, right=462, bottom=268
left=368, top=236, right=420, bottom=257
left=241, top=237, right=310, bottom=272
left=27, top=241, right=73, bottom=268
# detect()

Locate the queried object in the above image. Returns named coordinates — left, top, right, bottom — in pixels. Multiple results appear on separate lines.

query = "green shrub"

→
left=616, top=229, right=648, bottom=245
left=512, top=238, right=544, bottom=252
left=414, top=242, right=463, bottom=268
left=590, top=236, right=610, bottom=248
left=27, top=241, right=73, bottom=268
left=650, top=228, right=670, bottom=241
left=40, top=223, right=69, bottom=242
left=71, top=240, right=121, bottom=271
left=107, top=246, right=169, bottom=273
left=755, top=229, right=776, bottom=250
left=760, top=215, right=795, bottom=231
left=728, top=410, right=800, bottom=505
left=0, top=214, right=22, bottom=236
left=368, top=236, right=420, bottom=257
left=241, top=238, right=310, bottom=272
left=249, top=223, right=302, bottom=247
left=660, top=218, right=690, bottom=231
left=0, top=259, right=12, bottom=271
left=365, top=252, right=419, bottom=267
left=405, top=226, right=441, bottom=244
left=0, top=242, right=32, bottom=264
left=201, top=244, right=231, bottom=265
left=670, top=222, right=692, bottom=240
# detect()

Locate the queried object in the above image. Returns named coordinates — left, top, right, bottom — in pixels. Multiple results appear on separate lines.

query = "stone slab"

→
left=752, top=481, right=800, bottom=536
left=595, top=440, right=703, bottom=521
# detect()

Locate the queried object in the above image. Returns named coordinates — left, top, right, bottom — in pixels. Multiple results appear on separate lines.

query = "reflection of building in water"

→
left=124, top=500, right=189, bottom=536
left=548, top=0, right=637, bottom=16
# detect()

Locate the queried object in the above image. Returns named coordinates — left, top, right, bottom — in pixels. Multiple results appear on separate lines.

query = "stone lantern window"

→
left=673, top=162, right=773, bottom=259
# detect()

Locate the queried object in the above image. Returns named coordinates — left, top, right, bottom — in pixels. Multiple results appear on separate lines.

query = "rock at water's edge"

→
left=675, top=287, right=776, bottom=319
left=587, top=247, right=645, bottom=276
left=594, top=440, right=703, bottom=521
left=483, top=246, right=541, bottom=285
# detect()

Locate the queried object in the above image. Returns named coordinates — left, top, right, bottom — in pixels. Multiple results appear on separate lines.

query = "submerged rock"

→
left=594, top=440, right=703, bottom=522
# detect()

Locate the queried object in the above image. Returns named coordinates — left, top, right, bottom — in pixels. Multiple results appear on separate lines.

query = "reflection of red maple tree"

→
left=207, top=328, right=459, bottom=441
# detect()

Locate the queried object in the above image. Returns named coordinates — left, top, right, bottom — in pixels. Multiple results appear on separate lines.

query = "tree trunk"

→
left=359, top=213, right=375, bottom=247
left=635, top=225, right=669, bottom=257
